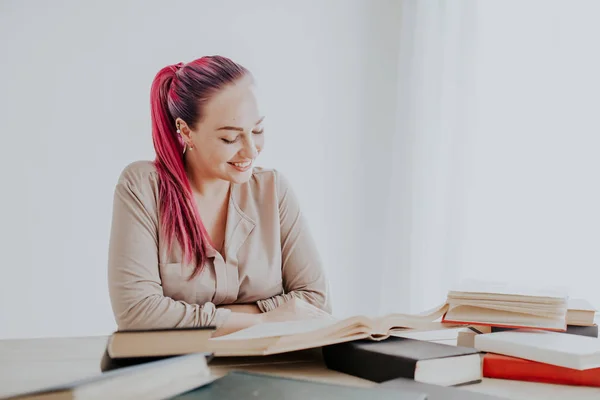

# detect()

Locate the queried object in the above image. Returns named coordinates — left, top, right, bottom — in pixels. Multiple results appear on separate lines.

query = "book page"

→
left=449, top=279, right=568, bottom=299
left=211, top=316, right=339, bottom=341
left=445, top=305, right=566, bottom=330
left=447, top=300, right=566, bottom=317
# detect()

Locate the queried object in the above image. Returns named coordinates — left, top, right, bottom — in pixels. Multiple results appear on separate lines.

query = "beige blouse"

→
left=107, top=161, right=330, bottom=331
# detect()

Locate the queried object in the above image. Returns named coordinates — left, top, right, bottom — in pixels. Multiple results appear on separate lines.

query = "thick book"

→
left=565, top=298, right=597, bottom=326
left=458, top=324, right=599, bottom=349
left=380, top=376, right=507, bottom=399
left=474, top=329, right=600, bottom=370
left=441, top=279, right=570, bottom=331
left=170, top=371, right=427, bottom=400
left=483, top=353, right=600, bottom=387
left=106, top=326, right=216, bottom=359
left=321, top=336, right=482, bottom=386
left=4, top=353, right=214, bottom=400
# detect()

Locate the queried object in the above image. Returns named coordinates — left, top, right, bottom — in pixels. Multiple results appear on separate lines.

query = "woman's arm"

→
left=107, top=166, right=263, bottom=335
left=217, top=304, right=261, bottom=314
left=256, top=170, right=331, bottom=313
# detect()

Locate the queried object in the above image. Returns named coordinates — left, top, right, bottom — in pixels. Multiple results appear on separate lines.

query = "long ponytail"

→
left=150, top=64, right=209, bottom=278
left=149, top=56, right=248, bottom=278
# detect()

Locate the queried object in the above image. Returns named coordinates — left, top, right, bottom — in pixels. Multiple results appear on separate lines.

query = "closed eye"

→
left=221, top=136, right=238, bottom=144
left=221, top=129, right=263, bottom=144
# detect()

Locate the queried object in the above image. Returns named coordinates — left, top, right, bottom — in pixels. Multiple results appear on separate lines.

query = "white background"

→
left=1, top=0, right=599, bottom=339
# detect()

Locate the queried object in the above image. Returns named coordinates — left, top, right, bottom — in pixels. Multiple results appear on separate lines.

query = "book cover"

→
left=100, top=348, right=213, bottom=372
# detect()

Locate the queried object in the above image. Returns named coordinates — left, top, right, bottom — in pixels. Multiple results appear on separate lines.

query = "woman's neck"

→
left=184, top=158, right=230, bottom=200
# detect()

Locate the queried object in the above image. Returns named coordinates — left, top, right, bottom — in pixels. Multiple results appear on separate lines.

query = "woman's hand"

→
left=261, top=297, right=332, bottom=323
left=217, top=303, right=261, bottom=314
left=211, top=298, right=332, bottom=338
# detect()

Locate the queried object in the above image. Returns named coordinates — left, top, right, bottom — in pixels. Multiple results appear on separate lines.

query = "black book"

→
left=100, top=347, right=213, bottom=372
left=380, top=376, right=507, bottom=400
left=322, top=336, right=482, bottom=386
left=170, top=371, right=427, bottom=400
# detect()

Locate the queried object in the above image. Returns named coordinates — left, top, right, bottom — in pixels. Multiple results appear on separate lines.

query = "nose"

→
left=241, top=135, right=259, bottom=159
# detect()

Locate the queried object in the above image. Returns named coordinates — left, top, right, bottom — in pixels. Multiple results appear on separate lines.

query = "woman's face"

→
left=183, top=74, right=265, bottom=184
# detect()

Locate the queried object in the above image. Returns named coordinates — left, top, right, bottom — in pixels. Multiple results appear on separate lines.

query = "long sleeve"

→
left=107, top=164, right=231, bottom=330
left=256, top=170, right=331, bottom=313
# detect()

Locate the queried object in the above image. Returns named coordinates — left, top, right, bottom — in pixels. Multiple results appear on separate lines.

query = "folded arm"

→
left=256, top=171, right=331, bottom=313
left=107, top=173, right=261, bottom=336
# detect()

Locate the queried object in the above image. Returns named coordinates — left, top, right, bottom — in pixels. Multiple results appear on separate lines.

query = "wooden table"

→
left=1, top=334, right=600, bottom=400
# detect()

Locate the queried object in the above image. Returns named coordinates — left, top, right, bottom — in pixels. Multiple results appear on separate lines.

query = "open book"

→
left=207, top=304, right=458, bottom=356
left=103, top=304, right=456, bottom=361
left=441, top=279, right=570, bottom=330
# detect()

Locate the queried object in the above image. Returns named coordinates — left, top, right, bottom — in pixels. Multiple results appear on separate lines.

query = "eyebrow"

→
left=217, top=116, right=265, bottom=132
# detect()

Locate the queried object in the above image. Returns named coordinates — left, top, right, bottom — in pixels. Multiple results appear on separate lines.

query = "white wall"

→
left=459, top=1, right=600, bottom=301
left=0, top=0, right=402, bottom=338
left=376, top=0, right=600, bottom=316
left=5, top=0, right=597, bottom=340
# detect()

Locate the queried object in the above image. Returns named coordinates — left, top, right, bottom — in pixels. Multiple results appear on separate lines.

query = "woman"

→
left=107, top=55, right=331, bottom=337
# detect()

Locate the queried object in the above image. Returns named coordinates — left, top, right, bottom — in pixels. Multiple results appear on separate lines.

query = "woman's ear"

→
left=175, top=117, right=193, bottom=146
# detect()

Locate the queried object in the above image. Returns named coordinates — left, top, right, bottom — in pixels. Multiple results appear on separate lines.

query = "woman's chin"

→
left=225, top=168, right=254, bottom=184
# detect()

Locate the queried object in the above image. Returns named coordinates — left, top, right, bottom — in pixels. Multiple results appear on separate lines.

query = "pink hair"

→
left=149, top=56, right=248, bottom=278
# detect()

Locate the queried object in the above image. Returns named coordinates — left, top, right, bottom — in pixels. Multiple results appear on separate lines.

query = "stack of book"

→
left=475, top=329, right=600, bottom=387
left=321, top=280, right=600, bottom=390
left=451, top=282, right=597, bottom=348
left=457, top=297, right=598, bottom=349
left=438, top=279, right=600, bottom=388
left=442, top=279, right=571, bottom=331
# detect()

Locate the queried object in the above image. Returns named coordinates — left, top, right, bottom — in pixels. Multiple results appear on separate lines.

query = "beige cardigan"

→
left=107, top=161, right=330, bottom=330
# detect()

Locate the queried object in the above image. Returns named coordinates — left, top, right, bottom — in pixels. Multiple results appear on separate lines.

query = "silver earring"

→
left=177, top=125, right=185, bottom=154
left=182, top=143, right=194, bottom=154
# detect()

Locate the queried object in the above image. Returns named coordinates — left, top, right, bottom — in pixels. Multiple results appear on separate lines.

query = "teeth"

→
left=232, top=161, right=251, bottom=168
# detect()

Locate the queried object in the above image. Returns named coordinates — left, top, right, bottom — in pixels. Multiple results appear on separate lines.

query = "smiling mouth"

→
left=228, top=160, right=253, bottom=171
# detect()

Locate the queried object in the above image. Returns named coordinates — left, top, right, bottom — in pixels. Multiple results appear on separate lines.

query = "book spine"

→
left=321, top=341, right=418, bottom=383
left=100, top=348, right=176, bottom=372
left=491, top=324, right=598, bottom=338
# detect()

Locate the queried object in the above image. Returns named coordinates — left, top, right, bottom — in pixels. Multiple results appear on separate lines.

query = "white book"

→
left=443, top=279, right=569, bottom=330
left=474, top=329, right=600, bottom=370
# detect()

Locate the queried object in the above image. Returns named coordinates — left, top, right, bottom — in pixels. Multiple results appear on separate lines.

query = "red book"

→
left=483, top=353, right=600, bottom=387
